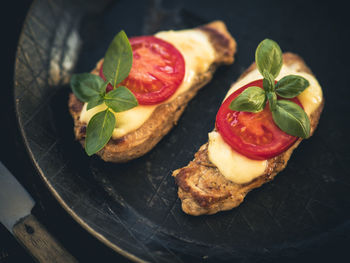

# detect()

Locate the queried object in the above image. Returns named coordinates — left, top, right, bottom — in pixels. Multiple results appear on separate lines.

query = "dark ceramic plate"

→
left=15, top=0, right=350, bottom=262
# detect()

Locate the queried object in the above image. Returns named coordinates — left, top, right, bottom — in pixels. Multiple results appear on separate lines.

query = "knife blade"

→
left=0, top=161, right=35, bottom=232
left=0, top=161, right=77, bottom=263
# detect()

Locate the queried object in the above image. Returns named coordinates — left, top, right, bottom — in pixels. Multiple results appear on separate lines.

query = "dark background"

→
left=1, top=0, right=349, bottom=262
left=1, top=0, right=130, bottom=262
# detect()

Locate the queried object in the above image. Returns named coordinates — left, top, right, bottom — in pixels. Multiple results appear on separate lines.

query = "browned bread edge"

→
left=172, top=52, right=325, bottom=215
left=68, top=21, right=237, bottom=162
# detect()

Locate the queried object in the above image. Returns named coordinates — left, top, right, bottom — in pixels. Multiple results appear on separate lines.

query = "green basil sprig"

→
left=70, top=30, right=138, bottom=156
left=103, top=31, right=133, bottom=88
left=71, top=73, right=105, bottom=102
left=229, top=86, right=266, bottom=113
left=256, top=39, right=282, bottom=78
left=85, top=109, right=116, bottom=156
left=229, top=39, right=311, bottom=138
left=272, top=100, right=310, bottom=138
left=275, top=75, right=309, bottom=98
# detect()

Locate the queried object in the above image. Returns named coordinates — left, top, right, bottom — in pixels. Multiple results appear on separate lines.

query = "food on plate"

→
left=172, top=39, right=324, bottom=215
left=69, top=21, right=236, bottom=162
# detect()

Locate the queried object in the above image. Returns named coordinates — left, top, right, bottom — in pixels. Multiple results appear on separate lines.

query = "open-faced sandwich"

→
left=172, top=39, right=324, bottom=215
left=69, top=21, right=236, bottom=162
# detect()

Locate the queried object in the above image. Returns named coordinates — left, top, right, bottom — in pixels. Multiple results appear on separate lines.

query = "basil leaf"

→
left=87, top=96, right=104, bottom=110
left=86, top=82, right=108, bottom=110
left=229, top=86, right=266, bottom=113
left=70, top=73, right=105, bottom=102
left=104, top=86, right=138, bottom=112
left=103, top=30, right=133, bottom=88
left=263, top=71, right=275, bottom=92
left=272, top=100, right=310, bottom=138
left=267, top=91, right=277, bottom=111
left=255, top=39, right=283, bottom=78
left=85, top=109, right=116, bottom=156
left=275, top=75, right=310, bottom=98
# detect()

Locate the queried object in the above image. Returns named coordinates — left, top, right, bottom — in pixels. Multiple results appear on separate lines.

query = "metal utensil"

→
left=0, top=161, right=77, bottom=263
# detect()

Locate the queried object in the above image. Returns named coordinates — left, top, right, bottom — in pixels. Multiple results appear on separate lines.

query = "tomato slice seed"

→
left=216, top=79, right=303, bottom=160
left=100, top=36, right=185, bottom=105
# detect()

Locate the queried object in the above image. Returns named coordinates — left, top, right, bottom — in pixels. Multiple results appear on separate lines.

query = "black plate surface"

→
left=15, top=0, right=350, bottom=262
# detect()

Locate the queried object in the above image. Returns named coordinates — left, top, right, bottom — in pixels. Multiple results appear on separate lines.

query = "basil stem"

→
left=104, top=86, right=138, bottom=112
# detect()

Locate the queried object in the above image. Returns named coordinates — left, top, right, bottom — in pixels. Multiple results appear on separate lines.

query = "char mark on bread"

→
left=172, top=53, right=324, bottom=216
left=68, top=21, right=237, bottom=162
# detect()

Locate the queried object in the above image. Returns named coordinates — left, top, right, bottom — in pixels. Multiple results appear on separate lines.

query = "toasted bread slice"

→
left=172, top=53, right=324, bottom=216
left=69, top=21, right=236, bottom=162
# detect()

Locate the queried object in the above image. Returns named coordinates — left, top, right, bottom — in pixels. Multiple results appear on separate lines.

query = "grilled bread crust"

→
left=172, top=53, right=324, bottom=216
left=68, top=21, right=237, bottom=162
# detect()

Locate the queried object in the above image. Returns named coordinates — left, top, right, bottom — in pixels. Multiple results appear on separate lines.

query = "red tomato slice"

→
left=216, top=79, right=303, bottom=160
left=100, top=36, right=185, bottom=105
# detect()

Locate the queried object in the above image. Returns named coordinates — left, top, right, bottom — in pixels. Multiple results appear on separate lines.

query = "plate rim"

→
left=13, top=1, right=145, bottom=262
left=13, top=0, right=350, bottom=262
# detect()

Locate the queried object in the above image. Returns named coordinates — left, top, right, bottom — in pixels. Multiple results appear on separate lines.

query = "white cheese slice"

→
left=208, top=131, right=268, bottom=184
left=80, top=29, right=216, bottom=139
left=208, top=64, right=323, bottom=184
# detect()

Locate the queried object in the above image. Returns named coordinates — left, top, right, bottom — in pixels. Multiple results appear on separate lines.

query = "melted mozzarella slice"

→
left=80, top=29, right=215, bottom=139
left=208, top=131, right=267, bottom=184
left=208, top=64, right=323, bottom=184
